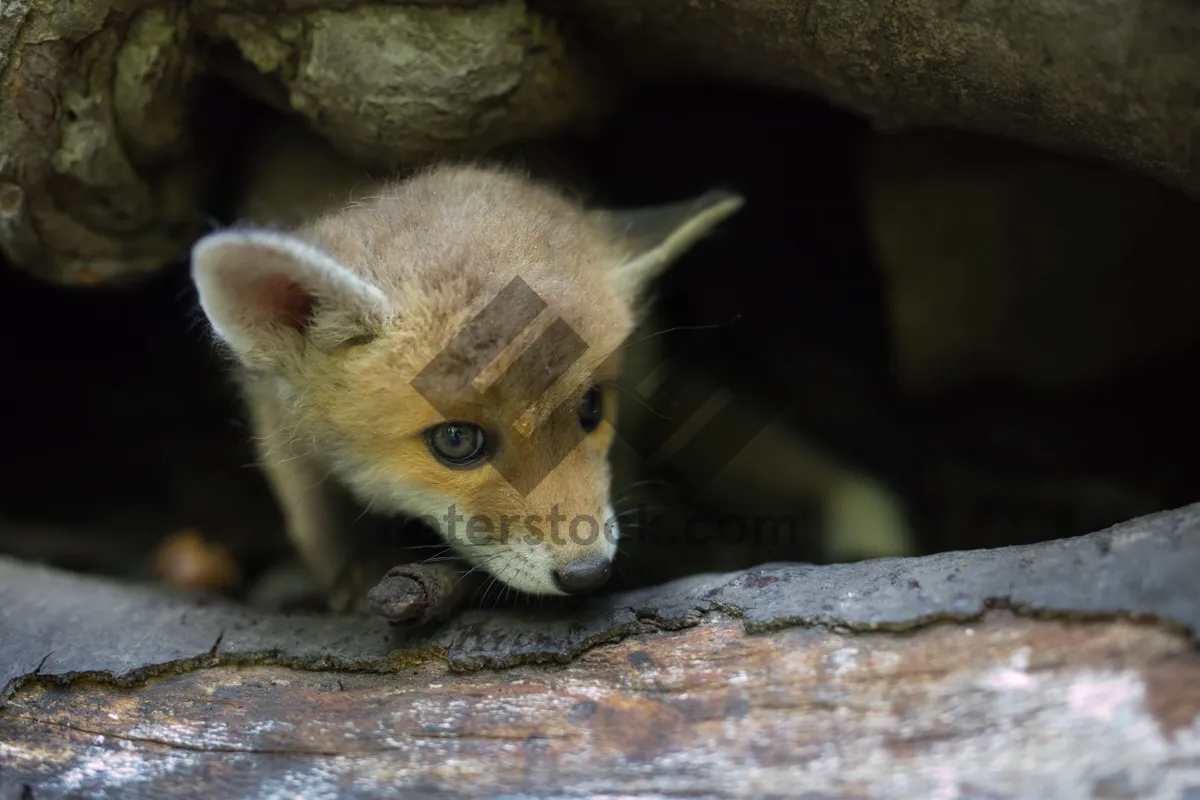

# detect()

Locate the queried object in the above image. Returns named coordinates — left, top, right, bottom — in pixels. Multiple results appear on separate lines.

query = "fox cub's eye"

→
left=428, top=423, right=487, bottom=467
left=579, top=386, right=603, bottom=433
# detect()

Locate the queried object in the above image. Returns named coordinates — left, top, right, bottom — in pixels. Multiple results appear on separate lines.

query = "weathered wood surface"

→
left=1, top=504, right=1199, bottom=797
left=564, top=0, right=1200, bottom=201
left=1, top=613, right=1198, bottom=799
left=4, top=0, right=1200, bottom=287
left=0, top=0, right=606, bottom=286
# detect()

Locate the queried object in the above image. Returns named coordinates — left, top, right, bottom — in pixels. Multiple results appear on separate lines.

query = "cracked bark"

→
left=2, top=504, right=1200, bottom=797
left=2, top=613, right=1198, bottom=798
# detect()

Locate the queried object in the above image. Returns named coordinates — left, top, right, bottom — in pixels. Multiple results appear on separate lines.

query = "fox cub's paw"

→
left=821, top=474, right=917, bottom=562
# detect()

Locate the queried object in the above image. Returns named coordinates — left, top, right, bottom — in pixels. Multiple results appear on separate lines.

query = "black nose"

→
left=553, top=556, right=612, bottom=594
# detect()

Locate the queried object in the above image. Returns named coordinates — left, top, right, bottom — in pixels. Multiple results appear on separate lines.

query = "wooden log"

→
left=1, top=612, right=1197, bottom=798
left=1, top=503, right=1199, bottom=797
left=0, top=0, right=606, bottom=286
left=4, top=0, right=1200, bottom=286
left=563, top=0, right=1200, bottom=201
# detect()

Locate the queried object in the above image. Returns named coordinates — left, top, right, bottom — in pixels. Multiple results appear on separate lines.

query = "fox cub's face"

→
left=192, top=165, right=741, bottom=596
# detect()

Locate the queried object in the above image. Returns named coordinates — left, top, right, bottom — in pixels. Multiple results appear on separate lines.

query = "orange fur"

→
left=192, top=162, right=742, bottom=601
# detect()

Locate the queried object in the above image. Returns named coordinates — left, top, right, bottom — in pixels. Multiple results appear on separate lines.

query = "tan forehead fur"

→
left=279, top=163, right=631, bottom=446
left=271, top=164, right=634, bottom=535
left=300, top=164, right=633, bottom=416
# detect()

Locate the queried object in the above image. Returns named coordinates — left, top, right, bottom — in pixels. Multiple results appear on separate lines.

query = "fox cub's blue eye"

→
left=428, top=423, right=487, bottom=467
left=579, top=386, right=603, bottom=433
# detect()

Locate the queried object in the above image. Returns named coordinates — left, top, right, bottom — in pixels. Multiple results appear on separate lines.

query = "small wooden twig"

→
left=366, top=562, right=474, bottom=626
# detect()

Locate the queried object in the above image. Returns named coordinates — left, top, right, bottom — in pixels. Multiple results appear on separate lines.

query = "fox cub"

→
left=191, top=163, right=743, bottom=607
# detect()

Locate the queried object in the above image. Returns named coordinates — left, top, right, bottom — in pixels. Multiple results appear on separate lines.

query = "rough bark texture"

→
left=2, top=503, right=1199, bottom=797
left=2, top=614, right=1198, bottom=799
left=3, top=0, right=1199, bottom=287
left=560, top=0, right=1200, bottom=199
left=0, top=0, right=605, bottom=286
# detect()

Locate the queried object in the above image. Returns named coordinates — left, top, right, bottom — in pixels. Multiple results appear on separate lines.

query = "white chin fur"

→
left=455, top=509, right=621, bottom=597
left=468, top=541, right=562, bottom=596
left=602, top=503, right=621, bottom=561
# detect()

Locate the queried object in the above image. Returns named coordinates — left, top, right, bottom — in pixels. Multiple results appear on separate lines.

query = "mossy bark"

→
left=0, top=0, right=606, bottom=286
left=3, top=0, right=1198, bottom=286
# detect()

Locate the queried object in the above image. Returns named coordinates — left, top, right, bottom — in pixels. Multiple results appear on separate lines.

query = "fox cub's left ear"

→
left=596, top=189, right=744, bottom=314
left=191, top=228, right=391, bottom=370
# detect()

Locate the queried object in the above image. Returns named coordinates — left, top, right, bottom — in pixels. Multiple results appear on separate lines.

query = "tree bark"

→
left=2, top=503, right=1199, bottom=798
left=560, top=0, right=1200, bottom=202
left=3, top=0, right=1199, bottom=287
left=0, top=0, right=606, bottom=286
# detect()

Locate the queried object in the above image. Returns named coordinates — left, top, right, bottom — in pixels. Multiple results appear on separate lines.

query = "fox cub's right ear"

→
left=599, top=189, right=744, bottom=317
left=191, top=229, right=391, bottom=369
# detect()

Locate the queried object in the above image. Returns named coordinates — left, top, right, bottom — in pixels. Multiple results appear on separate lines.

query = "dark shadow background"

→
left=2, top=76, right=1198, bottom=596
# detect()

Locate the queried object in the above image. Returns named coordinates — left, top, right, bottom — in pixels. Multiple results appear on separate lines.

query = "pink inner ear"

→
left=257, top=273, right=316, bottom=331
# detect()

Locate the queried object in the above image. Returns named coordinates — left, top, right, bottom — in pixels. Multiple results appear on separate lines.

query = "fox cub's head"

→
left=192, top=165, right=742, bottom=596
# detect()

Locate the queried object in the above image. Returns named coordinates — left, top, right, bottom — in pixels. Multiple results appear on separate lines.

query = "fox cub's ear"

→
left=597, top=189, right=744, bottom=312
left=191, top=229, right=390, bottom=369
